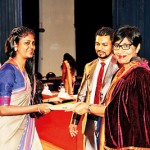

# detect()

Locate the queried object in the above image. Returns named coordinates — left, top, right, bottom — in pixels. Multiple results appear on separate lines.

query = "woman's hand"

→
left=66, top=102, right=89, bottom=115
left=37, top=103, right=52, bottom=115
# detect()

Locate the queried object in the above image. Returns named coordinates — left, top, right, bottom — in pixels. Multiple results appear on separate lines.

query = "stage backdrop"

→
left=38, top=0, right=75, bottom=77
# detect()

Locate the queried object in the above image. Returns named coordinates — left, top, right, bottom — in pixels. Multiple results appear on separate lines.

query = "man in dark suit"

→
left=69, top=27, right=119, bottom=150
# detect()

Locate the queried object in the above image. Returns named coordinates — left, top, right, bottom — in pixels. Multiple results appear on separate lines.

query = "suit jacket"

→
left=76, top=55, right=119, bottom=133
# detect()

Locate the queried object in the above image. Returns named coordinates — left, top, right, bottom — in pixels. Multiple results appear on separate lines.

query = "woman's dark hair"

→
left=113, top=25, right=142, bottom=48
left=5, top=26, right=35, bottom=58
left=63, top=53, right=76, bottom=74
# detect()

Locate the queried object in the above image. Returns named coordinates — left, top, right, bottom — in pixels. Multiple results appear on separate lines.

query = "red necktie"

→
left=94, top=62, right=105, bottom=104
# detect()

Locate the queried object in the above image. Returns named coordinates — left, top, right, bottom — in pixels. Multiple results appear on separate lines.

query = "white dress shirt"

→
left=90, top=55, right=112, bottom=104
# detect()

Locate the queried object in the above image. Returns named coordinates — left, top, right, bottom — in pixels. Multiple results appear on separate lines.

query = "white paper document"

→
left=49, top=102, right=81, bottom=110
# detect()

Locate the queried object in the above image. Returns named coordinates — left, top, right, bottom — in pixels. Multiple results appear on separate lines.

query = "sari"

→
left=0, top=63, right=42, bottom=150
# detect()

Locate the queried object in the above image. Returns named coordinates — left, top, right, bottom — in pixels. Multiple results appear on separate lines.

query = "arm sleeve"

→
left=0, top=65, right=15, bottom=105
left=71, top=65, right=88, bottom=125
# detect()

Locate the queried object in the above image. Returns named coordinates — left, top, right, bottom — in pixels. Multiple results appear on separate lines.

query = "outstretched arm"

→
left=66, top=102, right=106, bottom=117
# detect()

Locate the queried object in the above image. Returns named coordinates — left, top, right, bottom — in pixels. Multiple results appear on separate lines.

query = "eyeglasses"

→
left=113, top=43, right=133, bottom=50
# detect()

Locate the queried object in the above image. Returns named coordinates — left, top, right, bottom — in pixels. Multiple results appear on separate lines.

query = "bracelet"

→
left=87, top=104, right=92, bottom=114
left=37, top=104, right=41, bottom=114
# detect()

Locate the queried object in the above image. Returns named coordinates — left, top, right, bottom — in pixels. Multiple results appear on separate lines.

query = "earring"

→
left=14, top=48, right=17, bottom=51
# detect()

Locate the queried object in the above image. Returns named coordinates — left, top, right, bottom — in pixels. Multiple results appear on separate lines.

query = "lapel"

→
left=103, top=56, right=119, bottom=84
left=101, top=55, right=119, bottom=103
left=86, top=59, right=98, bottom=92
left=88, top=59, right=98, bottom=83
left=77, top=59, right=97, bottom=102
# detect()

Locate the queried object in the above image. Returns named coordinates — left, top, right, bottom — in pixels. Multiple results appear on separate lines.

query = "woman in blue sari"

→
left=0, top=26, right=51, bottom=150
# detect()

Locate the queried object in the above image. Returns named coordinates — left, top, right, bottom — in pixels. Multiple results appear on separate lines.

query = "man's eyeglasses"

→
left=113, top=43, right=133, bottom=50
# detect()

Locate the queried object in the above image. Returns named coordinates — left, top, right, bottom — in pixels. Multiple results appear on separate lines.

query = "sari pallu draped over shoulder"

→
left=103, top=59, right=150, bottom=149
left=0, top=63, right=42, bottom=150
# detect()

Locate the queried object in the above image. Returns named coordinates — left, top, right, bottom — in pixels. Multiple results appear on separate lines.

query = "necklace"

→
left=11, top=58, right=31, bottom=94
left=11, top=58, right=27, bottom=81
left=11, top=58, right=25, bottom=71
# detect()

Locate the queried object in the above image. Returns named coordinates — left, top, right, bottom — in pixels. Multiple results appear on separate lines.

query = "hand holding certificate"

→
left=48, top=101, right=90, bottom=116
left=65, top=102, right=90, bottom=115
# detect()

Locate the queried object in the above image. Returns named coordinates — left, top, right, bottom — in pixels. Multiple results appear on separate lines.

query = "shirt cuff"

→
left=71, top=113, right=81, bottom=125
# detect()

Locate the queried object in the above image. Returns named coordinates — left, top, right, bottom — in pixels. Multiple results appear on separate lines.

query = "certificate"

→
left=49, top=102, right=81, bottom=110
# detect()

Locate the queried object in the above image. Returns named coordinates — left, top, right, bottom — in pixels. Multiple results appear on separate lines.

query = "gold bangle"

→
left=37, top=104, right=41, bottom=113
left=87, top=104, right=92, bottom=114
